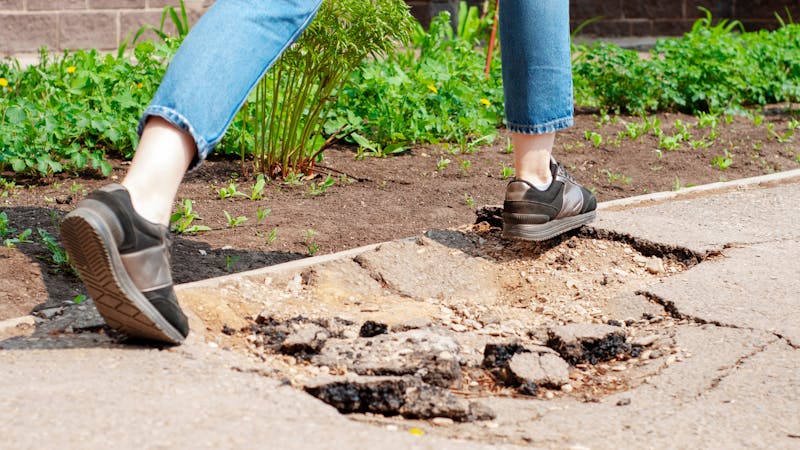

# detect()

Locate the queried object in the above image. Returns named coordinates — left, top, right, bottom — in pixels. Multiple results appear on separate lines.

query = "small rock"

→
left=544, top=391, right=555, bottom=399
left=561, top=384, right=574, bottom=393
left=640, top=350, right=653, bottom=360
left=450, top=324, right=467, bottom=332
left=631, top=335, right=659, bottom=347
left=616, top=398, right=632, bottom=406
left=431, top=417, right=454, bottom=426
left=508, top=352, right=570, bottom=388
left=611, top=364, right=627, bottom=371
left=645, top=258, right=665, bottom=274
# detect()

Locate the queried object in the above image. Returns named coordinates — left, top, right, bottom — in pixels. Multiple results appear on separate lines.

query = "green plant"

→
left=4, top=228, right=33, bottom=248
left=459, top=159, right=471, bottom=174
left=283, top=172, right=304, bottom=186
left=256, top=206, right=271, bottom=222
left=712, top=150, right=734, bottom=170
left=73, top=294, right=87, bottom=304
left=308, top=175, right=335, bottom=196
left=37, top=228, right=75, bottom=273
left=224, top=255, right=239, bottom=272
left=263, top=227, right=278, bottom=244
left=584, top=130, right=603, bottom=147
left=218, top=182, right=246, bottom=200
left=602, top=169, right=632, bottom=184
left=249, top=174, right=267, bottom=200
left=223, top=210, right=248, bottom=228
left=303, top=229, right=319, bottom=256
left=351, top=132, right=408, bottom=159
left=248, top=0, right=414, bottom=178
left=499, top=163, right=514, bottom=180
left=329, top=7, right=503, bottom=150
left=767, top=122, right=795, bottom=142
left=0, top=211, right=14, bottom=239
left=170, top=199, right=211, bottom=234
left=436, top=156, right=451, bottom=172
left=463, top=193, right=475, bottom=208
left=504, top=137, right=513, bottom=154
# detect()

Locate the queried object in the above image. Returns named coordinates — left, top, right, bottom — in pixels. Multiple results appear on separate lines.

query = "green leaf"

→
left=5, top=106, right=26, bottom=124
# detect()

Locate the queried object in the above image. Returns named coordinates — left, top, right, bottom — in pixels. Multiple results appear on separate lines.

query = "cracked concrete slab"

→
left=4, top=178, right=800, bottom=448
left=592, top=183, right=800, bottom=255
left=645, top=241, right=800, bottom=346
left=478, top=325, right=785, bottom=448
left=0, top=342, right=512, bottom=450
left=353, top=236, right=499, bottom=301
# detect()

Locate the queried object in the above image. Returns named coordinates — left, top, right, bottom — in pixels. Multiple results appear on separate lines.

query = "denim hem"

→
left=506, top=115, right=573, bottom=135
left=137, top=106, right=211, bottom=173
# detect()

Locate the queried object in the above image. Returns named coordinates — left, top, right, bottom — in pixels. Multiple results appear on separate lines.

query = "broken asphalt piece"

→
left=358, top=320, right=388, bottom=338
left=312, top=329, right=462, bottom=388
left=304, top=375, right=494, bottom=422
left=482, top=342, right=570, bottom=389
left=352, top=238, right=499, bottom=302
left=280, top=323, right=330, bottom=355
left=547, top=324, right=631, bottom=365
left=474, top=205, right=503, bottom=228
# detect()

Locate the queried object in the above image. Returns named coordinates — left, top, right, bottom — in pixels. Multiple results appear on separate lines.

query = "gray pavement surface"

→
left=2, top=175, right=799, bottom=449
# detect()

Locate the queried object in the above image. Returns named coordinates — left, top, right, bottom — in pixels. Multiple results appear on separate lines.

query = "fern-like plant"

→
left=251, top=0, right=413, bottom=178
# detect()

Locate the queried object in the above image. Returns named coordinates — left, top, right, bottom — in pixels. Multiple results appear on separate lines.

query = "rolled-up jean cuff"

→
left=137, top=106, right=214, bottom=172
left=506, top=115, right=573, bottom=135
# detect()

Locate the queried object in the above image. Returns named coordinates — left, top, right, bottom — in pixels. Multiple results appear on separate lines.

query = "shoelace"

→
left=555, top=162, right=578, bottom=184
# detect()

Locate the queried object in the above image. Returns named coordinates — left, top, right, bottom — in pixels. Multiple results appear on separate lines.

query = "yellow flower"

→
left=66, top=66, right=76, bottom=74
left=427, top=84, right=438, bottom=94
left=136, top=82, right=143, bottom=89
left=0, top=78, right=8, bottom=87
left=480, top=98, right=491, bottom=106
left=409, top=428, right=424, bottom=436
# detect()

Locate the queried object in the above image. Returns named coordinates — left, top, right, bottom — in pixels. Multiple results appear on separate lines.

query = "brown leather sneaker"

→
left=502, top=159, right=597, bottom=241
left=61, top=184, right=188, bottom=344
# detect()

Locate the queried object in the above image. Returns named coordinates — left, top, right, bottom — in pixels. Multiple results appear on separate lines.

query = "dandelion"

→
left=480, top=98, right=491, bottom=106
left=0, top=77, right=8, bottom=87
left=427, top=84, right=438, bottom=94
left=66, top=66, right=76, bottom=74
left=136, top=82, right=143, bottom=89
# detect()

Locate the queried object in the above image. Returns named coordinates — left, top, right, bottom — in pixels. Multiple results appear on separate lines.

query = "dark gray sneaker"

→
left=502, top=160, right=597, bottom=241
left=60, top=184, right=188, bottom=344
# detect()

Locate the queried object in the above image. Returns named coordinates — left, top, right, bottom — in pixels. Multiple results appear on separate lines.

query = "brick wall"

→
left=0, top=0, right=209, bottom=56
left=572, top=0, right=800, bottom=37
left=2, top=0, right=799, bottom=56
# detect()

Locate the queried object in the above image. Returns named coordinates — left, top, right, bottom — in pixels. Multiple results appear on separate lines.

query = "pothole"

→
left=180, top=221, right=698, bottom=433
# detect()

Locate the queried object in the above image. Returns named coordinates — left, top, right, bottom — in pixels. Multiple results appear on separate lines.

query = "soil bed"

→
left=1, top=110, right=798, bottom=319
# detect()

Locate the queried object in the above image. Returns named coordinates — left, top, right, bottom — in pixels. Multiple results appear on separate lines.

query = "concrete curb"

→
left=176, top=169, right=800, bottom=292
left=598, top=168, right=800, bottom=211
left=177, top=238, right=415, bottom=291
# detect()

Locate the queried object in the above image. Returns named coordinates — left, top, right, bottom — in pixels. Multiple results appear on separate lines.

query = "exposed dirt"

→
left=1, top=110, right=798, bottom=321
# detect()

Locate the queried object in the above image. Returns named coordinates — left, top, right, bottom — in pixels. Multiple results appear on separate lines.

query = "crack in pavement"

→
left=700, top=337, right=780, bottom=396
left=637, top=290, right=799, bottom=349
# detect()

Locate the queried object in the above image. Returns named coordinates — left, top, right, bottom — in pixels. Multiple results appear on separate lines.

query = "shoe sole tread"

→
left=61, top=210, right=184, bottom=344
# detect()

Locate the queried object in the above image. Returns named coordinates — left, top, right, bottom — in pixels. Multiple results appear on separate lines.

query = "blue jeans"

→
left=139, top=0, right=572, bottom=170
